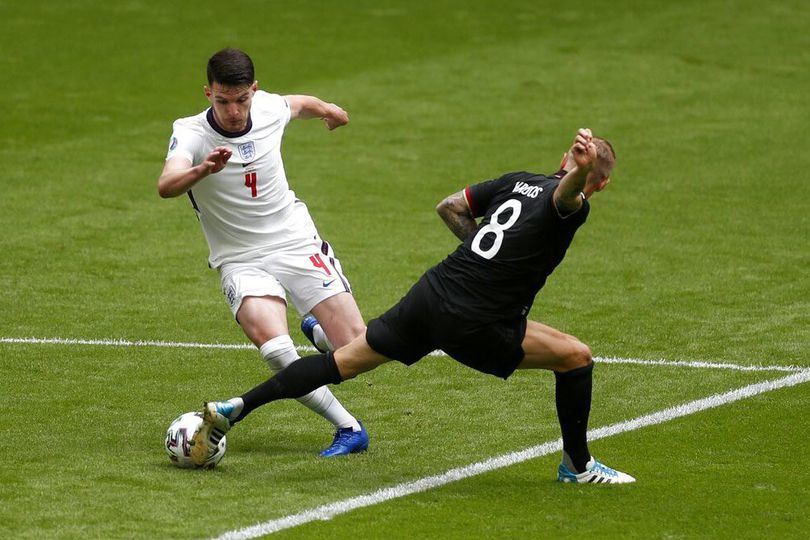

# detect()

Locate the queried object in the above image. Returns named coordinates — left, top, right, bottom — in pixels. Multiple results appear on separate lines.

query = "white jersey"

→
left=166, top=90, right=307, bottom=268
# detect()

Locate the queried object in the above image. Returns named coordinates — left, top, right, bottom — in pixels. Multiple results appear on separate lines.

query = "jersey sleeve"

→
left=254, top=91, right=291, bottom=127
left=465, top=172, right=521, bottom=218
left=166, top=119, right=204, bottom=164
left=278, top=95, right=292, bottom=126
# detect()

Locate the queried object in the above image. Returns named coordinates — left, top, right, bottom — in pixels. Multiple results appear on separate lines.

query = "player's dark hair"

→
left=207, top=48, right=255, bottom=87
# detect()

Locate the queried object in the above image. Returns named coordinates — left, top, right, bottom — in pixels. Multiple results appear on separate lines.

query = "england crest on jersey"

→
left=237, top=141, right=256, bottom=161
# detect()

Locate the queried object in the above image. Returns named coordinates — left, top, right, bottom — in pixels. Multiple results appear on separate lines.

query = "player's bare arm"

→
left=158, top=147, right=232, bottom=198
left=552, top=128, right=596, bottom=216
left=436, top=190, right=478, bottom=241
left=285, top=95, right=349, bottom=130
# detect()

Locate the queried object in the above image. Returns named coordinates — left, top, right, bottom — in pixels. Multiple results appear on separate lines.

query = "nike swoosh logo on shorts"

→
left=322, top=279, right=336, bottom=287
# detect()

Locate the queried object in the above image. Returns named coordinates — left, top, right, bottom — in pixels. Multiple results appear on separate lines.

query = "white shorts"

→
left=219, top=230, right=352, bottom=319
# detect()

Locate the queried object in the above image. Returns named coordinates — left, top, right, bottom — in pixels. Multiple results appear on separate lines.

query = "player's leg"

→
left=220, top=258, right=366, bottom=455
left=235, top=295, right=290, bottom=347
left=274, top=230, right=368, bottom=431
left=222, top=333, right=388, bottom=420
left=308, top=333, right=388, bottom=455
left=240, top=333, right=389, bottom=416
left=297, top=233, right=364, bottom=352
left=194, top=279, right=433, bottom=465
left=517, top=321, right=593, bottom=472
left=518, top=321, right=634, bottom=483
left=516, top=320, right=592, bottom=372
left=309, top=292, right=365, bottom=348
left=301, top=292, right=364, bottom=353
left=191, top=350, right=344, bottom=466
left=332, top=332, right=391, bottom=378
left=215, top=333, right=389, bottom=423
left=265, top=235, right=370, bottom=456
left=192, top=333, right=388, bottom=465
left=301, top=313, right=332, bottom=353
left=237, top=295, right=365, bottom=449
left=238, top=296, right=358, bottom=430
left=519, top=321, right=594, bottom=473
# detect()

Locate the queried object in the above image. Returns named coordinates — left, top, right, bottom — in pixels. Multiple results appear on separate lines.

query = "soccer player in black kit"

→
left=191, top=128, right=635, bottom=483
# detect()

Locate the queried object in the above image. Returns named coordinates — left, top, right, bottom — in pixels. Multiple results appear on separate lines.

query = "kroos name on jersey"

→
left=512, top=181, right=542, bottom=198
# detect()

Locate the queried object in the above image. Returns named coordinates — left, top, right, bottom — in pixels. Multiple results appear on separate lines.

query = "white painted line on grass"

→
left=0, top=336, right=256, bottom=350
left=211, top=369, right=810, bottom=540
left=0, top=337, right=802, bottom=372
left=595, top=355, right=803, bottom=373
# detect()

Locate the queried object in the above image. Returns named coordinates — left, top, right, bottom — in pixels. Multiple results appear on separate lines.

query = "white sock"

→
left=259, top=335, right=359, bottom=430
left=312, top=322, right=334, bottom=352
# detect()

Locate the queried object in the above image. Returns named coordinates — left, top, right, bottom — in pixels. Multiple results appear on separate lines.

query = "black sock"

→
left=236, top=352, right=343, bottom=422
left=554, top=362, right=594, bottom=473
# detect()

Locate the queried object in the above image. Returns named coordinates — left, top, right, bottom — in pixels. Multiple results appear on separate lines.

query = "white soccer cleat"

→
left=557, top=457, right=636, bottom=484
left=189, top=402, right=232, bottom=467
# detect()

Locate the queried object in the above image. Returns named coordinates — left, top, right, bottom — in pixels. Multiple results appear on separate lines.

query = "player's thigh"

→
left=220, top=261, right=290, bottom=346
left=442, top=318, right=526, bottom=379
left=517, top=320, right=592, bottom=371
left=310, top=292, right=365, bottom=348
left=235, top=296, right=290, bottom=347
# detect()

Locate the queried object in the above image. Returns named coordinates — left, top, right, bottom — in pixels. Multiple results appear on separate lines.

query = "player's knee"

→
left=241, top=322, right=276, bottom=348
left=565, top=340, right=593, bottom=370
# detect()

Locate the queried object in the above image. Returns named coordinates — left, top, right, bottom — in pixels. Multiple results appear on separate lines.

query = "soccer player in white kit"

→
left=157, top=48, right=368, bottom=457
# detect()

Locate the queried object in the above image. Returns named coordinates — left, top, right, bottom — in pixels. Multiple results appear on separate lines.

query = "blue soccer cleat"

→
left=320, top=422, right=369, bottom=457
left=557, top=457, right=635, bottom=484
left=301, top=314, right=328, bottom=353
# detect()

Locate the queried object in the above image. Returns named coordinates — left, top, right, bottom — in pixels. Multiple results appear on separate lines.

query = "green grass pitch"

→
left=1, top=1, right=808, bottom=538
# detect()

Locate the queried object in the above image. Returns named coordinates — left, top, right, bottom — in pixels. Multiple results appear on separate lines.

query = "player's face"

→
left=205, top=81, right=257, bottom=132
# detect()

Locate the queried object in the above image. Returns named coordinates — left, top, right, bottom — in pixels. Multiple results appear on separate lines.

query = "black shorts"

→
left=366, top=274, right=527, bottom=379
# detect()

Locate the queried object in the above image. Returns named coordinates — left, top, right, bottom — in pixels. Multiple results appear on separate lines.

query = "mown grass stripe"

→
left=211, top=369, right=810, bottom=540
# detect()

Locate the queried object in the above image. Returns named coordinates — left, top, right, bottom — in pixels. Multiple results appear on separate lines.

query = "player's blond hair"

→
left=593, top=136, right=616, bottom=179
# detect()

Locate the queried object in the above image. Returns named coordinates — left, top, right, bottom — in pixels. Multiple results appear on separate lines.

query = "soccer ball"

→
left=164, top=411, right=227, bottom=469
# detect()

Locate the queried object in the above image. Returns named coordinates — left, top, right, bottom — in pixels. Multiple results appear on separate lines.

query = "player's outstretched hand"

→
left=203, top=146, right=232, bottom=174
left=572, top=128, right=597, bottom=171
left=322, top=103, right=349, bottom=130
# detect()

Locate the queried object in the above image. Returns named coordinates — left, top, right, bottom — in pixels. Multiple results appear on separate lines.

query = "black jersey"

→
left=425, top=170, right=589, bottom=322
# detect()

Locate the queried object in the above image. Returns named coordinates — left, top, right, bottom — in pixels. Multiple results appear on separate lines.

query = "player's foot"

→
left=320, top=422, right=369, bottom=457
left=211, top=399, right=243, bottom=422
left=301, top=314, right=327, bottom=353
left=557, top=457, right=635, bottom=484
left=190, top=402, right=232, bottom=466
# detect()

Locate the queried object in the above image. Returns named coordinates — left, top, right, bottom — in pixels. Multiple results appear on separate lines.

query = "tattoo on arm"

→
left=436, top=191, right=477, bottom=241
